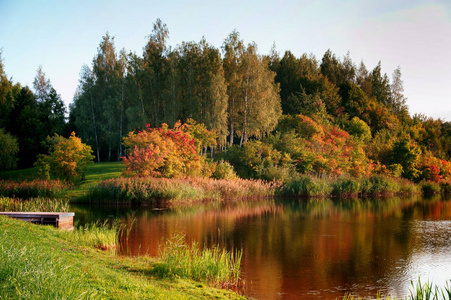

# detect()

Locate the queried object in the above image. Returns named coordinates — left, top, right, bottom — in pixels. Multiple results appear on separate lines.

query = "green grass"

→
left=153, top=233, right=242, bottom=285
left=0, top=197, right=70, bottom=212
left=0, top=216, right=244, bottom=299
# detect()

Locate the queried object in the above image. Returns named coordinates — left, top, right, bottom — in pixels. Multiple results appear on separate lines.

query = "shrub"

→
left=35, top=132, right=94, bottom=182
left=282, top=175, right=332, bottom=197
left=213, top=160, right=237, bottom=180
left=420, top=180, right=441, bottom=195
left=331, top=177, right=360, bottom=197
left=122, top=122, right=208, bottom=178
left=368, top=175, right=400, bottom=195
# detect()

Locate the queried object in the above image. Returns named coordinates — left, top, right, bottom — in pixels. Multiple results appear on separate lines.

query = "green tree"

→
left=0, top=128, right=19, bottom=171
left=222, top=30, right=245, bottom=146
left=390, top=66, right=409, bottom=119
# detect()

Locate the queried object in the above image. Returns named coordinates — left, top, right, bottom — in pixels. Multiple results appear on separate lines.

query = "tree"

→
left=35, top=132, right=94, bottom=182
left=371, top=61, right=391, bottom=107
left=320, top=49, right=342, bottom=86
left=142, top=18, right=170, bottom=127
left=238, top=42, right=281, bottom=145
left=222, top=30, right=245, bottom=146
left=33, top=66, right=51, bottom=103
left=390, top=66, right=409, bottom=118
left=73, top=65, right=101, bottom=162
left=0, top=50, right=14, bottom=128
left=0, top=128, right=19, bottom=171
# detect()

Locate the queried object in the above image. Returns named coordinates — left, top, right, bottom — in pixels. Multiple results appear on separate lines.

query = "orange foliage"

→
left=122, top=122, right=203, bottom=178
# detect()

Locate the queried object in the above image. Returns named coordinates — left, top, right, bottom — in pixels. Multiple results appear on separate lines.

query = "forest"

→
left=2, top=18, right=451, bottom=187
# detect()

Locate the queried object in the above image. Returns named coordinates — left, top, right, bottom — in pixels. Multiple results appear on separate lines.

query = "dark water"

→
left=71, top=196, right=451, bottom=300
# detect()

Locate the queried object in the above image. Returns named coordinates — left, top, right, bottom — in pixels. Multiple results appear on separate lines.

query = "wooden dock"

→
left=0, top=212, right=75, bottom=230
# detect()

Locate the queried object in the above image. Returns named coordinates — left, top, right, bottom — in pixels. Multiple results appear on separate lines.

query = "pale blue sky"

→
left=1, top=0, right=450, bottom=120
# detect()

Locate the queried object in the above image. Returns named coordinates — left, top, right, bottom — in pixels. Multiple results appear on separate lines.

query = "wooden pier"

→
left=0, top=212, right=75, bottom=230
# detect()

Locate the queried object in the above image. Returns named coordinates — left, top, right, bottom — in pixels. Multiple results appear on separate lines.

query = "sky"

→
left=1, top=0, right=450, bottom=120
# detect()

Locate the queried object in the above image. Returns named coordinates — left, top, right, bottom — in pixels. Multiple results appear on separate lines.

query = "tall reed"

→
left=152, top=233, right=242, bottom=285
left=0, top=197, right=70, bottom=212
left=58, top=220, right=121, bottom=250
left=0, top=179, right=70, bottom=199
left=85, top=176, right=278, bottom=204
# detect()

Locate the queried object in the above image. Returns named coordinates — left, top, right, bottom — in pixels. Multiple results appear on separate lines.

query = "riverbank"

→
left=2, top=162, right=448, bottom=204
left=0, top=215, right=244, bottom=299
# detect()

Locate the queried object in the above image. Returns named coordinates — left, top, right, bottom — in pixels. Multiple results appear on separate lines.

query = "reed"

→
left=0, top=196, right=70, bottom=212
left=280, top=174, right=333, bottom=197
left=84, top=176, right=277, bottom=204
left=152, top=233, right=242, bottom=285
left=58, top=220, right=121, bottom=250
left=0, top=179, right=70, bottom=199
left=331, top=177, right=360, bottom=197
left=340, top=280, right=451, bottom=300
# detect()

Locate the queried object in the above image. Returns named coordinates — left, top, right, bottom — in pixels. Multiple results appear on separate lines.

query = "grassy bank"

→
left=2, top=162, right=448, bottom=203
left=0, top=216, right=244, bottom=299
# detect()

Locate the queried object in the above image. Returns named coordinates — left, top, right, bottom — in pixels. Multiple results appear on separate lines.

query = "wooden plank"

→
left=0, top=212, right=74, bottom=230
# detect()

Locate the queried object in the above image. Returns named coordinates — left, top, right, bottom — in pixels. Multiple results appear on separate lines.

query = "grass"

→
left=341, top=279, right=451, bottom=300
left=0, top=197, right=70, bottom=212
left=0, top=216, right=244, bottom=299
left=152, top=233, right=242, bottom=286
left=60, top=220, right=121, bottom=250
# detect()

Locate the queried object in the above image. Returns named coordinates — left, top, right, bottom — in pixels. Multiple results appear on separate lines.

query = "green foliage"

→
left=390, top=137, right=422, bottom=180
left=213, top=160, right=237, bottom=180
left=0, top=128, right=19, bottom=171
left=282, top=175, right=333, bottom=197
left=346, top=117, right=371, bottom=142
left=224, top=141, right=293, bottom=181
left=420, top=180, right=441, bottom=195
left=35, top=132, right=94, bottom=182
left=331, top=177, right=360, bottom=197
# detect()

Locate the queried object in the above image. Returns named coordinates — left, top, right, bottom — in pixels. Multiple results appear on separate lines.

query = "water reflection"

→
left=71, top=196, right=451, bottom=300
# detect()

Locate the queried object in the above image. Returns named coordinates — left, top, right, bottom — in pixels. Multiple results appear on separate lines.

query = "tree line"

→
left=2, top=18, right=451, bottom=184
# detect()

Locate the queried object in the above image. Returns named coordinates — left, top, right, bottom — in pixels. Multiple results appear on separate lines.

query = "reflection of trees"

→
left=70, top=196, right=451, bottom=299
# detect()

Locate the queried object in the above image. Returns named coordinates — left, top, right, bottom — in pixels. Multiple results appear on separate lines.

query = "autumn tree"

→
left=35, top=132, right=94, bottom=182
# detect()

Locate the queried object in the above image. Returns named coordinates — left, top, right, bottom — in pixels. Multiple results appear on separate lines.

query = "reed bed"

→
left=85, top=176, right=278, bottom=204
left=152, top=233, right=242, bottom=285
left=280, top=174, right=422, bottom=198
left=0, top=196, right=70, bottom=212
left=0, top=179, right=70, bottom=199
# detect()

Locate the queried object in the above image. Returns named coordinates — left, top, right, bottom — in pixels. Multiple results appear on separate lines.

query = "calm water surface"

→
left=71, top=196, right=451, bottom=300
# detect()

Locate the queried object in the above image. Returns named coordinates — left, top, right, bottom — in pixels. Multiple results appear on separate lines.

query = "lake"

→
left=71, top=195, right=451, bottom=299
